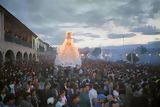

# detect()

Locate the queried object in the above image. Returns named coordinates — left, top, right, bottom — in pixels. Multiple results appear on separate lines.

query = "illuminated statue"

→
left=55, top=32, right=81, bottom=67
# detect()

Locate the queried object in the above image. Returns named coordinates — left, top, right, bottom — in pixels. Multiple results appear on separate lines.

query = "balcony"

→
left=4, top=33, right=32, bottom=48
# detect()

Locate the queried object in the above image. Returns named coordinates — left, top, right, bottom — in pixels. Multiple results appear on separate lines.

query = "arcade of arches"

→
left=5, top=50, right=15, bottom=62
left=0, top=50, right=36, bottom=63
left=16, top=51, right=22, bottom=61
left=24, top=52, right=28, bottom=61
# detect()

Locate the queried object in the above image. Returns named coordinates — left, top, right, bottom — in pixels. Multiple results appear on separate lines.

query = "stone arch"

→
left=33, top=54, right=36, bottom=61
left=38, top=54, right=42, bottom=61
left=5, top=50, right=15, bottom=62
left=16, top=51, right=22, bottom=61
left=0, top=51, right=3, bottom=66
left=29, top=53, right=32, bottom=60
left=24, top=52, right=28, bottom=61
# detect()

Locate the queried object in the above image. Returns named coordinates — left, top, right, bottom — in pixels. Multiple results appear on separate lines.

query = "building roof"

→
left=0, top=5, right=37, bottom=38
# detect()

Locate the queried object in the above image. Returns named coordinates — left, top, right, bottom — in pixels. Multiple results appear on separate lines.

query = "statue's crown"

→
left=66, top=31, right=72, bottom=39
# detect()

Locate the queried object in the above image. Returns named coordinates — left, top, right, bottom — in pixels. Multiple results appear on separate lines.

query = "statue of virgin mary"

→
left=55, top=32, right=81, bottom=67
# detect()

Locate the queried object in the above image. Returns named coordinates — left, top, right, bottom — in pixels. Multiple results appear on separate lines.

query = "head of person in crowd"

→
left=57, top=90, right=67, bottom=106
left=15, top=90, right=24, bottom=106
left=94, top=82, right=99, bottom=90
left=70, top=93, right=80, bottom=107
left=24, top=92, right=32, bottom=102
left=31, top=89, right=37, bottom=97
left=47, top=97, right=55, bottom=107
left=113, top=90, right=119, bottom=99
left=81, top=79, right=90, bottom=92
left=3, top=93, right=15, bottom=106
left=45, top=83, right=51, bottom=91
left=81, top=82, right=90, bottom=93
left=59, top=90, right=66, bottom=98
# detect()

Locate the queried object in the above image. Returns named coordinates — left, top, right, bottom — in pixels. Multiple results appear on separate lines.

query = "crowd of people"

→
left=0, top=59, right=160, bottom=107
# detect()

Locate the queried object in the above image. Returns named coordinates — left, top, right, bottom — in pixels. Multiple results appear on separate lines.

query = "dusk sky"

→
left=0, top=0, right=160, bottom=48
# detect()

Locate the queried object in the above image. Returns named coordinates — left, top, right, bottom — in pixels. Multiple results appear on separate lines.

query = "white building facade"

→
left=0, top=5, right=56, bottom=64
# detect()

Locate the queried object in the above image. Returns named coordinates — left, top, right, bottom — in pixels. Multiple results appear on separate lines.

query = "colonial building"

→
left=35, top=38, right=56, bottom=62
left=0, top=5, right=56, bottom=64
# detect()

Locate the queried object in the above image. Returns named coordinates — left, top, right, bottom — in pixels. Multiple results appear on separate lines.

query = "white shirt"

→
left=55, top=101, right=65, bottom=107
left=61, top=96, right=67, bottom=104
left=89, top=88, right=98, bottom=107
left=79, top=69, right=83, bottom=74
left=9, top=84, right=15, bottom=94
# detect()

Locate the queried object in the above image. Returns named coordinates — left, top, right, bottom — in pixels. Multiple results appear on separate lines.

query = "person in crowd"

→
left=3, top=93, right=15, bottom=107
left=0, top=96, right=3, bottom=107
left=59, top=90, right=67, bottom=105
left=89, top=83, right=98, bottom=107
left=8, top=81, right=16, bottom=95
left=0, top=84, right=7, bottom=102
left=47, top=97, right=55, bottom=107
left=68, top=93, right=80, bottom=107
left=104, top=80, right=110, bottom=96
left=79, top=82, right=91, bottom=107
left=55, top=95, right=65, bottom=107
left=106, top=95, right=119, bottom=107
left=94, top=93, right=107, bottom=107
left=31, top=90, right=39, bottom=107
left=112, top=90, right=124, bottom=107
left=19, top=92, right=33, bottom=107
left=38, top=82, right=53, bottom=107
left=0, top=59, right=159, bottom=107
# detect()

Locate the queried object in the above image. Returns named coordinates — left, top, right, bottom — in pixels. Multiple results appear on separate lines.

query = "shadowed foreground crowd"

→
left=0, top=60, right=160, bottom=107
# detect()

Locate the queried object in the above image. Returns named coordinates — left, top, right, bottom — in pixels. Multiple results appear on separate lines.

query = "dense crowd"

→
left=0, top=60, right=160, bottom=107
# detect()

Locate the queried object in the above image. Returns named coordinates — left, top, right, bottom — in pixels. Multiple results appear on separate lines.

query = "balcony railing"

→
left=4, top=33, right=32, bottom=48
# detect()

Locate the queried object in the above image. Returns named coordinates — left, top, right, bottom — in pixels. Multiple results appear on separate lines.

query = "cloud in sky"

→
left=73, top=38, right=84, bottom=43
left=131, top=25, right=160, bottom=35
left=107, top=33, right=136, bottom=39
left=0, top=0, right=160, bottom=48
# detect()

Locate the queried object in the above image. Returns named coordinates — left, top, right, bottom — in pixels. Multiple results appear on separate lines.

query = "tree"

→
left=136, top=46, right=148, bottom=54
left=92, top=47, right=101, bottom=58
left=126, top=53, right=139, bottom=64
